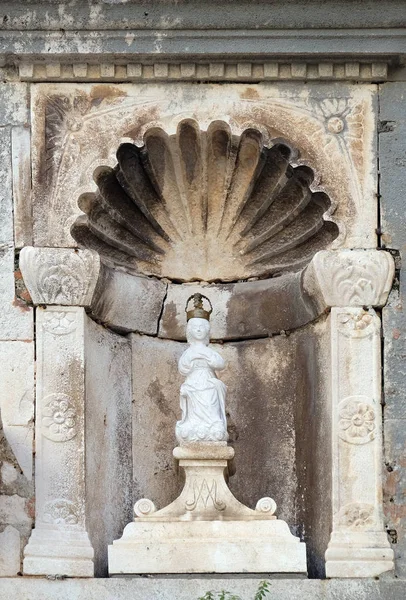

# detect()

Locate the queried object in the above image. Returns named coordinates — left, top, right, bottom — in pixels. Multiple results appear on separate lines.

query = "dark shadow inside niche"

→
left=71, top=119, right=339, bottom=284
left=131, top=313, right=331, bottom=579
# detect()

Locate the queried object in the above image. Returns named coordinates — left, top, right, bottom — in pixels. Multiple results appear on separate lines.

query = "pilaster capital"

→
left=19, top=247, right=100, bottom=306
left=303, top=250, right=395, bottom=309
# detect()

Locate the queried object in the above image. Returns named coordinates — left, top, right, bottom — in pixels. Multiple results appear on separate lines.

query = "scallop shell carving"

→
left=71, top=120, right=338, bottom=282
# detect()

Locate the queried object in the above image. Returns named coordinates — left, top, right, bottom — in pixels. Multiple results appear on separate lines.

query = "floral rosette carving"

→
left=43, top=499, right=79, bottom=525
left=338, top=310, right=378, bottom=338
left=134, top=498, right=157, bottom=518
left=338, top=396, right=376, bottom=445
left=42, top=310, right=77, bottom=335
left=41, top=393, right=77, bottom=442
left=337, top=502, right=375, bottom=529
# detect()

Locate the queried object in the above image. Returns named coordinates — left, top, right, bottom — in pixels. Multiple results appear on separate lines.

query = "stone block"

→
left=2, top=576, right=406, bottom=600
left=90, top=268, right=167, bottom=334
left=383, top=297, right=406, bottom=420
left=0, top=127, right=13, bottom=245
left=12, top=126, right=32, bottom=248
left=383, top=418, right=406, bottom=578
left=84, top=316, right=133, bottom=577
left=0, top=340, right=34, bottom=480
left=379, top=83, right=406, bottom=250
left=1, top=426, right=33, bottom=483
left=0, top=526, right=21, bottom=577
left=0, top=246, right=33, bottom=342
left=159, top=274, right=319, bottom=341
left=0, top=84, right=28, bottom=127
left=0, top=496, right=31, bottom=535
left=0, top=341, right=34, bottom=427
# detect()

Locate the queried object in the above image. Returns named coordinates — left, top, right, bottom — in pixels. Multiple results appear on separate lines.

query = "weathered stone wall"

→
left=380, top=82, right=406, bottom=579
left=0, top=82, right=34, bottom=577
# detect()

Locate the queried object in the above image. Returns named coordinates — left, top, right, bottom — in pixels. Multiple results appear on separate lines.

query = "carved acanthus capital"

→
left=304, top=250, right=395, bottom=308
left=20, top=247, right=100, bottom=306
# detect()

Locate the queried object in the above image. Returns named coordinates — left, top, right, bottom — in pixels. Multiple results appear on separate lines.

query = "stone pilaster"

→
left=306, top=250, right=395, bottom=577
left=20, top=248, right=100, bottom=577
left=23, top=306, right=94, bottom=576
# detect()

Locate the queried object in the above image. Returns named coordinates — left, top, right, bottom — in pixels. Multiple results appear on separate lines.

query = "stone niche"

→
left=19, top=82, right=394, bottom=578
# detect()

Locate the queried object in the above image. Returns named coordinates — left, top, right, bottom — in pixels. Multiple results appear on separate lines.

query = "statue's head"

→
left=186, top=317, right=210, bottom=345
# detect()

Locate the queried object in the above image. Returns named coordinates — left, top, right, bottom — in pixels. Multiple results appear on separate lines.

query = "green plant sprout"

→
left=198, top=580, right=270, bottom=600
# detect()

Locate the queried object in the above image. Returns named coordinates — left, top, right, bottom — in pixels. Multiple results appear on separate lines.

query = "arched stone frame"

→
left=17, top=82, right=395, bottom=577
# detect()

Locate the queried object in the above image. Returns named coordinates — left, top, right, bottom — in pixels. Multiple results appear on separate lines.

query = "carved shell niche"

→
left=71, top=119, right=338, bottom=282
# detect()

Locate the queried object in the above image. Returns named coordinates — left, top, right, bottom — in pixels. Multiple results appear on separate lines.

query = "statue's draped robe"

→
left=176, top=347, right=228, bottom=442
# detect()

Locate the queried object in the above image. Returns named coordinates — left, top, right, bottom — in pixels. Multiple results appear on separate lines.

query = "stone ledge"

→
left=0, top=577, right=404, bottom=600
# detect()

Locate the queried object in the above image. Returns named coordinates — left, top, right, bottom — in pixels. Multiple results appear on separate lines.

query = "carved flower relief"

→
left=38, top=263, right=86, bottom=305
left=42, top=310, right=77, bottom=335
left=338, top=310, right=376, bottom=337
left=41, top=393, right=77, bottom=442
left=337, top=503, right=375, bottom=529
left=43, top=499, right=79, bottom=525
left=338, top=397, right=376, bottom=445
left=313, top=98, right=351, bottom=136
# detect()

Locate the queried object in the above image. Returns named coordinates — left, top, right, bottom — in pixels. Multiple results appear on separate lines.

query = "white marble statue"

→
left=176, top=295, right=228, bottom=443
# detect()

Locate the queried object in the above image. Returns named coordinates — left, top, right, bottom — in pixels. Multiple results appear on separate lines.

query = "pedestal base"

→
left=23, top=527, right=94, bottom=577
left=109, top=519, right=306, bottom=574
left=325, top=531, right=394, bottom=578
left=108, top=443, right=307, bottom=575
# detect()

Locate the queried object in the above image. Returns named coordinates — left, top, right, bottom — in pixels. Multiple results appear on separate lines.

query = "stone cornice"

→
left=1, top=29, right=406, bottom=67
left=1, top=1, right=406, bottom=31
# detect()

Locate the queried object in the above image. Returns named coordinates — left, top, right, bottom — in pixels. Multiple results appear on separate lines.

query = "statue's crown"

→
left=185, top=293, right=213, bottom=321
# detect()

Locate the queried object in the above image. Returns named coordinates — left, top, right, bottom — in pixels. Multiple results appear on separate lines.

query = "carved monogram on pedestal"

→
left=185, top=478, right=226, bottom=512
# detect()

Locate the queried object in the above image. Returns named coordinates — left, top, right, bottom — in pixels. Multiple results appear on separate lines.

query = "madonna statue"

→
left=175, top=293, right=229, bottom=443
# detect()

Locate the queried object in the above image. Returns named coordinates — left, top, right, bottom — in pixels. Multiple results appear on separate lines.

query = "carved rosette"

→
left=41, top=393, right=77, bottom=442
left=43, top=499, right=80, bottom=525
left=337, top=502, right=375, bottom=529
left=338, top=396, right=376, bottom=445
left=134, top=499, right=157, bottom=518
left=42, top=310, right=77, bottom=335
left=337, top=309, right=380, bottom=338
left=19, top=247, right=100, bottom=307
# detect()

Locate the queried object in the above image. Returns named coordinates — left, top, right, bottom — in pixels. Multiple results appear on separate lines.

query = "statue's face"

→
left=187, top=318, right=210, bottom=343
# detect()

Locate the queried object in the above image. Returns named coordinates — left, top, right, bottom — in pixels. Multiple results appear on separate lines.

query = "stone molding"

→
left=19, top=247, right=100, bottom=306
left=18, top=61, right=389, bottom=83
left=1, top=27, right=406, bottom=67
left=303, top=249, right=395, bottom=308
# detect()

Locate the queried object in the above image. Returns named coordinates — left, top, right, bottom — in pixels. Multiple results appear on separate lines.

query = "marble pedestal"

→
left=108, top=443, right=307, bottom=575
